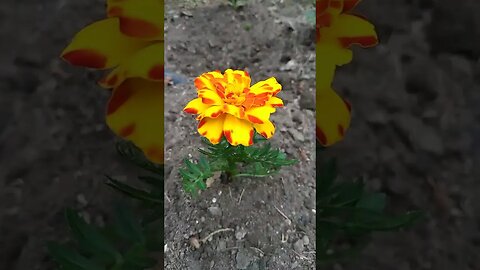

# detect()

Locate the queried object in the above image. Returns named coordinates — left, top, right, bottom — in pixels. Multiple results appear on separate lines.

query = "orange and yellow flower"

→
left=61, top=0, right=164, bottom=164
left=316, top=0, right=377, bottom=146
left=183, top=69, right=284, bottom=146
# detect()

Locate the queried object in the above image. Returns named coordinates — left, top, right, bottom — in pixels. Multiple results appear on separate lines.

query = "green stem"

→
left=222, top=159, right=237, bottom=183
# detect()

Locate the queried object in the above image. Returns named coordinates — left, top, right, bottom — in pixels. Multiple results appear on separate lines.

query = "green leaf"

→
left=137, top=176, right=162, bottom=188
left=113, top=203, right=145, bottom=244
left=320, top=207, right=423, bottom=231
left=48, top=242, right=104, bottom=270
left=326, top=181, right=365, bottom=208
left=185, top=159, right=203, bottom=176
left=105, top=176, right=162, bottom=204
left=350, top=210, right=423, bottom=231
left=199, top=156, right=210, bottom=171
left=317, top=159, right=337, bottom=197
left=144, top=221, right=164, bottom=251
left=116, top=141, right=163, bottom=175
left=356, top=192, right=386, bottom=213
left=317, top=239, right=368, bottom=264
left=123, top=244, right=157, bottom=269
left=65, top=209, right=120, bottom=263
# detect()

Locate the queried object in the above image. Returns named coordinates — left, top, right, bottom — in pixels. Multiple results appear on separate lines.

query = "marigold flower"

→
left=316, top=0, right=377, bottom=146
left=61, top=0, right=164, bottom=164
left=183, top=69, right=284, bottom=146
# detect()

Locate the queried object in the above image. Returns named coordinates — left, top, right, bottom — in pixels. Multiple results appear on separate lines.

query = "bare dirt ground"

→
left=0, top=0, right=479, bottom=269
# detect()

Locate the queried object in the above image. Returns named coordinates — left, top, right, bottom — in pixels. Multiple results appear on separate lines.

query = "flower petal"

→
left=198, top=115, right=226, bottom=144
left=107, top=0, right=163, bottom=39
left=194, top=71, right=224, bottom=91
left=250, top=77, right=282, bottom=95
left=334, top=14, right=378, bottom=48
left=184, top=98, right=210, bottom=115
left=343, top=0, right=361, bottom=12
left=317, top=44, right=344, bottom=88
left=223, top=114, right=254, bottom=146
left=61, top=18, right=150, bottom=69
left=317, top=0, right=330, bottom=15
left=224, top=69, right=251, bottom=91
left=198, top=89, right=224, bottom=105
left=99, top=42, right=164, bottom=88
left=222, top=104, right=245, bottom=119
left=106, top=78, right=163, bottom=164
left=245, top=106, right=275, bottom=124
left=202, top=106, right=224, bottom=118
left=267, top=96, right=284, bottom=107
left=253, top=120, right=275, bottom=139
left=316, top=87, right=351, bottom=146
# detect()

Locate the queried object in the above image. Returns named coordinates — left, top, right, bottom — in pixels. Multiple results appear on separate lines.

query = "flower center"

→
left=223, top=83, right=247, bottom=106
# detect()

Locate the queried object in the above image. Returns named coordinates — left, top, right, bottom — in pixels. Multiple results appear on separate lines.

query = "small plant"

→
left=227, top=0, right=248, bottom=10
left=181, top=69, right=297, bottom=196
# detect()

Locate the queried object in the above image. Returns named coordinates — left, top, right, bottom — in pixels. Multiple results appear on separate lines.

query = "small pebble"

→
left=293, top=239, right=304, bottom=253
left=235, top=228, right=247, bottom=240
left=208, top=206, right=222, bottom=216
left=302, top=235, right=310, bottom=246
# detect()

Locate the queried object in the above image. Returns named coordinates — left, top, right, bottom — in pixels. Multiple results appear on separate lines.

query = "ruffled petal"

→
left=194, top=71, right=224, bottom=91
left=250, top=77, right=282, bottom=95
left=202, top=106, right=224, bottom=118
left=317, top=0, right=330, bottom=15
left=61, top=18, right=151, bottom=69
left=267, top=96, right=284, bottom=107
left=198, top=114, right=226, bottom=144
left=316, top=87, right=351, bottom=146
left=316, top=44, right=346, bottom=88
left=198, top=89, right=224, bottom=105
left=183, top=97, right=210, bottom=115
left=253, top=120, right=275, bottom=139
left=244, top=106, right=275, bottom=124
left=99, top=42, right=163, bottom=88
left=342, top=0, right=361, bottom=12
left=223, top=114, right=254, bottom=146
left=334, top=14, right=378, bottom=48
left=223, top=104, right=245, bottom=119
left=106, top=78, right=163, bottom=164
left=107, top=0, right=163, bottom=40
left=224, top=69, right=251, bottom=91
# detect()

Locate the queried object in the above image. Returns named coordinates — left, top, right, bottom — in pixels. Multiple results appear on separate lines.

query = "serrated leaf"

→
left=123, top=244, right=157, bottom=269
left=113, top=203, right=145, bottom=244
left=48, top=242, right=105, bottom=270
left=185, top=159, right=202, bottom=176
left=199, top=156, right=209, bottom=170
left=116, top=141, right=163, bottom=175
left=137, top=176, right=162, bottom=188
left=328, top=181, right=365, bottom=207
left=317, top=159, right=337, bottom=197
left=356, top=192, right=386, bottom=213
left=65, top=209, right=120, bottom=262
left=321, top=207, right=423, bottom=231
left=351, top=210, right=423, bottom=231
left=105, top=176, right=162, bottom=204
left=195, top=178, right=207, bottom=190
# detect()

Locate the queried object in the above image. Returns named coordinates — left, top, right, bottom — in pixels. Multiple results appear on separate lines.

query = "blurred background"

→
left=0, top=0, right=479, bottom=269
left=323, top=0, right=480, bottom=269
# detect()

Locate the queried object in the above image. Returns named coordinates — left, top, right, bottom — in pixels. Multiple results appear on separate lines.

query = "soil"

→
left=0, top=0, right=479, bottom=270
left=164, top=1, right=316, bottom=269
